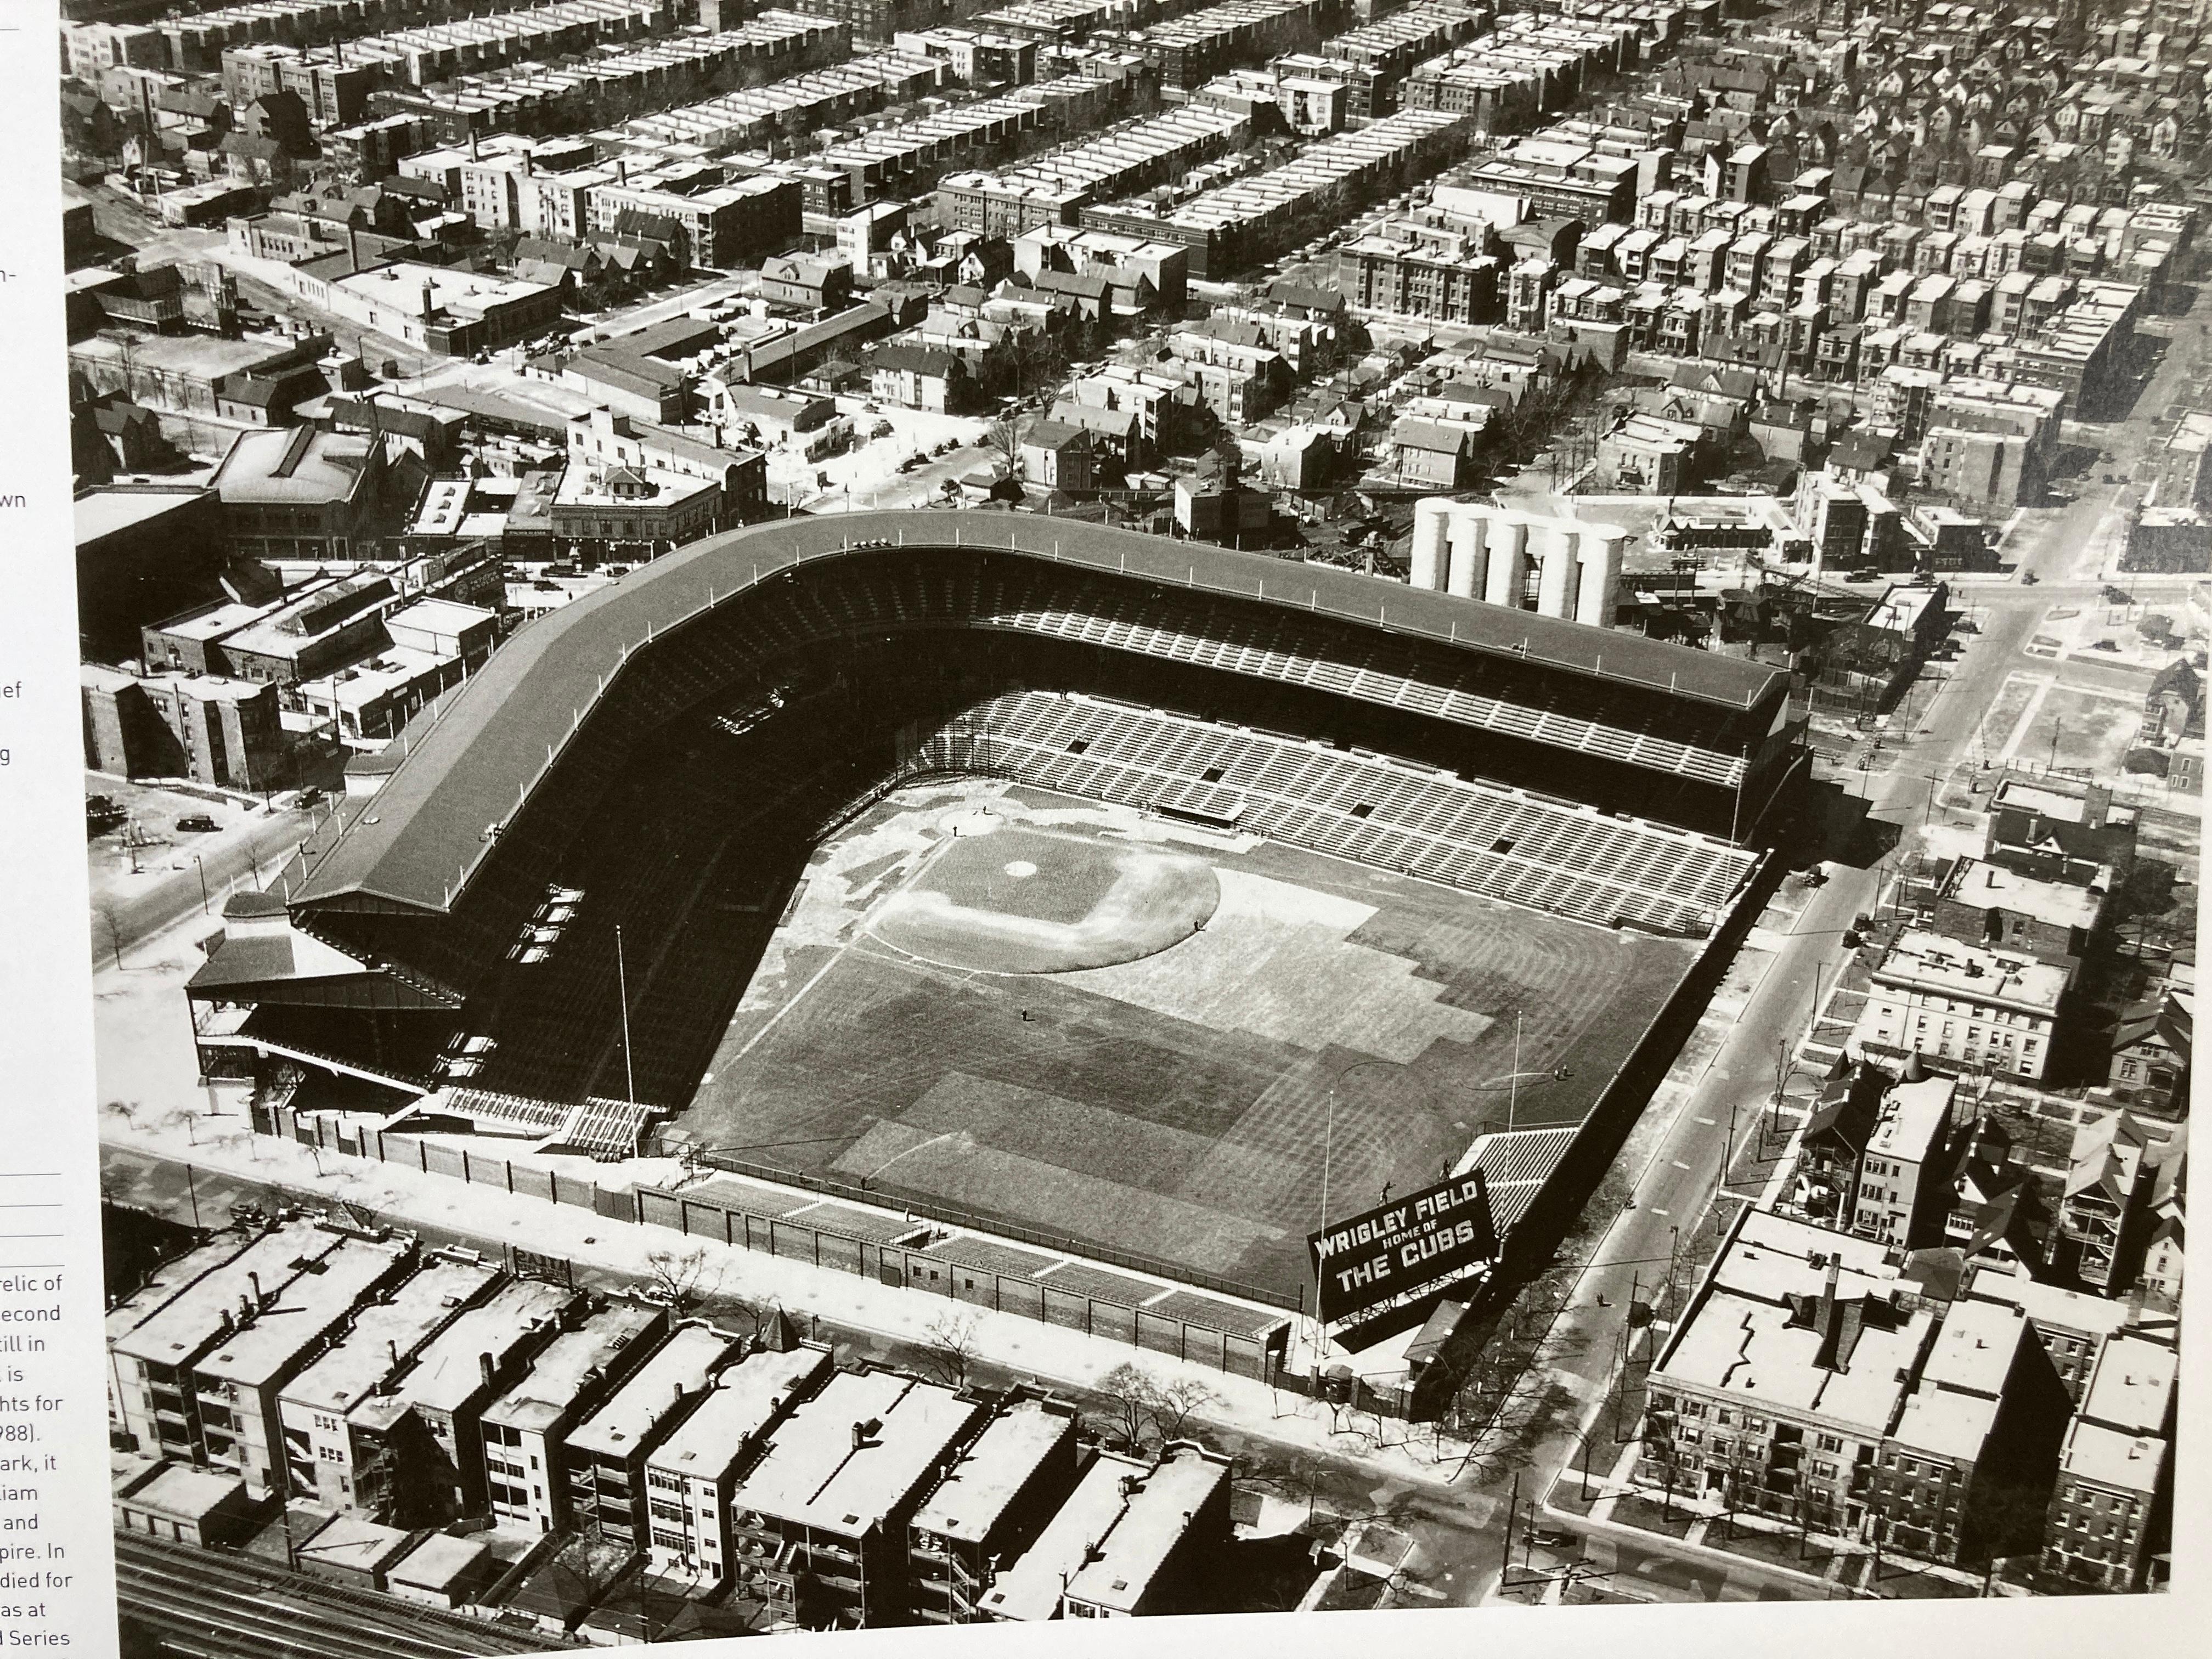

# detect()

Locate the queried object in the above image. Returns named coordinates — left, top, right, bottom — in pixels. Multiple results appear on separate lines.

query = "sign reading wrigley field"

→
left=1307, top=1169, right=1499, bottom=1324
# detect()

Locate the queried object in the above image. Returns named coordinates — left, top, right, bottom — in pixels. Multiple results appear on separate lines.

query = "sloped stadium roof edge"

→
left=291, top=512, right=1785, bottom=913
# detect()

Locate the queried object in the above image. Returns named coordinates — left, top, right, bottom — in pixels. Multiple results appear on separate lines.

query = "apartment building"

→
left=1933, top=859, right=2109, bottom=967
left=1965, top=1269, right=2161, bottom=1407
left=106, top=1224, right=418, bottom=1498
left=277, top=1256, right=504, bottom=1509
left=1058, top=1441, right=1235, bottom=1617
left=2042, top=1336, right=2176, bottom=1591
left=1643, top=1210, right=2064, bottom=1564
left=479, top=1299, right=671, bottom=1536
left=908, top=1393, right=1084, bottom=1623
left=562, top=1323, right=743, bottom=1547
left=641, top=1344, right=835, bottom=1587
left=729, top=1368, right=988, bottom=1629
left=109, top=1227, right=343, bottom=1462
left=1855, top=931, right=2070, bottom=1082
left=1849, top=1069, right=1964, bottom=1250
left=341, top=1279, right=578, bottom=1525
left=185, top=1234, right=421, bottom=1501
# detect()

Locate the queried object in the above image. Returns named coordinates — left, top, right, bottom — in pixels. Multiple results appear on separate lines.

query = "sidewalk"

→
left=1551, top=1442, right=1994, bottom=1601
left=95, top=909, right=1491, bottom=1494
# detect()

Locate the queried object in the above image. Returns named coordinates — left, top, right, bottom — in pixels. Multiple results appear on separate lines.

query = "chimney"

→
left=479, top=1352, right=497, bottom=1390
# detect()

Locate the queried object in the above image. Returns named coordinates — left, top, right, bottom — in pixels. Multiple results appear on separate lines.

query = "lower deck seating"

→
left=916, top=691, right=1757, bottom=938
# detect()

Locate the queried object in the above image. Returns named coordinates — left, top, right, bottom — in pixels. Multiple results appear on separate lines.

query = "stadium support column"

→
left=1483, top=515, right=1527, bottom=608
left=1410, top=496, right=1451, bottom=590
left=1446, top=507, right=1487, bottom=599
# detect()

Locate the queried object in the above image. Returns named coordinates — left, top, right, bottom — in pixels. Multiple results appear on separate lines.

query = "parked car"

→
left=176, top=814, right=218, bottom=833
left=294, top=786, right=325, bottom=809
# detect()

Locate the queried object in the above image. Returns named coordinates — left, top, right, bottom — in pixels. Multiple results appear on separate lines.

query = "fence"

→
left=256, top=1102, right=1290, bottom=1383
left=633, top=1184, right=1288, bottom=1384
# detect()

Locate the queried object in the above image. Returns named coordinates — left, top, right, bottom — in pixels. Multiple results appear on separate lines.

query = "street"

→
left=90, top=802, right=323, bottom=963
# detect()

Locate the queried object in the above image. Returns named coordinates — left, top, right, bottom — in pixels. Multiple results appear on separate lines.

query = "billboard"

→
left=1308, top=1169, right=1498, bottom=1324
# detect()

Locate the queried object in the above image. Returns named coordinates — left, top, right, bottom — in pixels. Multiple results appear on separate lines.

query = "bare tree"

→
left=918, top=1310, right=982, bottom=1389
left=1092, top=1361, right=1222, bottom=1451
left=643, top=1244, right=720, bottom=1311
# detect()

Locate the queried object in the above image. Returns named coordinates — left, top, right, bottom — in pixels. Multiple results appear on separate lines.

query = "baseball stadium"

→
left=190, top=512, right=1801, bottom=1339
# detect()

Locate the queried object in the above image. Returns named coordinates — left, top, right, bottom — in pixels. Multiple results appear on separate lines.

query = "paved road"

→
left=1497, top=296, right=2205, bottom=1597
left=115, top=1531, right=562, bottom=1658
left=91, top=805, right=323, bottom=962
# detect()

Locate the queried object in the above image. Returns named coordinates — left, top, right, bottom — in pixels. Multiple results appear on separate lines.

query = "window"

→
left=1816, top=1434, right=1844, bottom=1453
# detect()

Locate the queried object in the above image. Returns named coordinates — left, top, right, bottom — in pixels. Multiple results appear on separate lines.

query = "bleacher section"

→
left=914, top=691, right=1754, bottom=935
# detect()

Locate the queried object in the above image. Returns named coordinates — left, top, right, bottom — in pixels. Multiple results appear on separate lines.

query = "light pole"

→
left=193, top=854, right=210, bottom=915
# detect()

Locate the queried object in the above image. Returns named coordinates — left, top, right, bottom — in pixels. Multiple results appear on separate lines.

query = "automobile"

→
left=2022, top=571, right=2040, bottom=584
left=87, top=797, right=126, bottom=838
left=2090, top=639, right=2121, bottom=651
left=1526, top=1528, right=1579, bottom=1550
left=294, top=786, right=325, bottom=809
left=176, top=814, right=218, bottom=833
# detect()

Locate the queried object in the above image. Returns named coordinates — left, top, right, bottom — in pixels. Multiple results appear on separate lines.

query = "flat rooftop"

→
left=112, top=1223, right=346, bottom=1367
left=565, top=1323, right=736, bottom=1462
left=195, top=1235, right=413, bottom=1390
left=351, top=1279, right=575, bottom=1424
left=280, top=1258, right=500, bottom=1415
left=119, top=1462, right=247, bottom=1522
left=980, top=1449, right=1149, bottom=1621
left=1063, top=1444, right=1230, bottom=1613
left=645, top=1344, right=834, bottom=1481
left=482, top=1300, right=664, bottom=1437
left=2080, top=1335, right=2177, bottom=1438
left=910, top=1396, right=1075, bottom=1543
left=2062, top=1418, right=2167, bottom=1494
left=1872, top=931, right=2069, bottom=1015
left=1655, top=1210, right=1934, bottom=1436
left=733, top=1370, right=983, bottom=1537
left=1992, top=778, right=2140, bottom=829
left=1941, top=857, right=2107, bottom=934
left=76, top=486, right=210, bottom=546
left=1866, top=1074, right=1958, bottom=1165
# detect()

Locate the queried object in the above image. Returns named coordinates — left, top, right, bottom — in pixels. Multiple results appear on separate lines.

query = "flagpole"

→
left=616, top=922, right=636, bottom=1102
left=1510, top=1012, right=1520, bottom=1132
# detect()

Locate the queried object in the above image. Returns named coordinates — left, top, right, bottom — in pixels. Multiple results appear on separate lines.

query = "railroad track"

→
left=114, top=1532, right=567, bottom=1659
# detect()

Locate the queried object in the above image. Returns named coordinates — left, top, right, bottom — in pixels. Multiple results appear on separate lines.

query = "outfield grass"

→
left=676, top=785, right=1698, bottom=1298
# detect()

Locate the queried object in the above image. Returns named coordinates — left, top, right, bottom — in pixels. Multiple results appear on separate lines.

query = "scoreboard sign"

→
left=1307, top=1170, right=1498, bottom=1323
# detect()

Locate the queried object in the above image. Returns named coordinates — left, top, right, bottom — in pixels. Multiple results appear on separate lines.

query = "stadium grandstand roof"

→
left=290, top=513, right=1785, bottom=915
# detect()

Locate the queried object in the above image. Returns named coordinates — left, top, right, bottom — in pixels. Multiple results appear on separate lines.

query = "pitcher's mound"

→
left=872, top=826, right=1220, bottom=974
